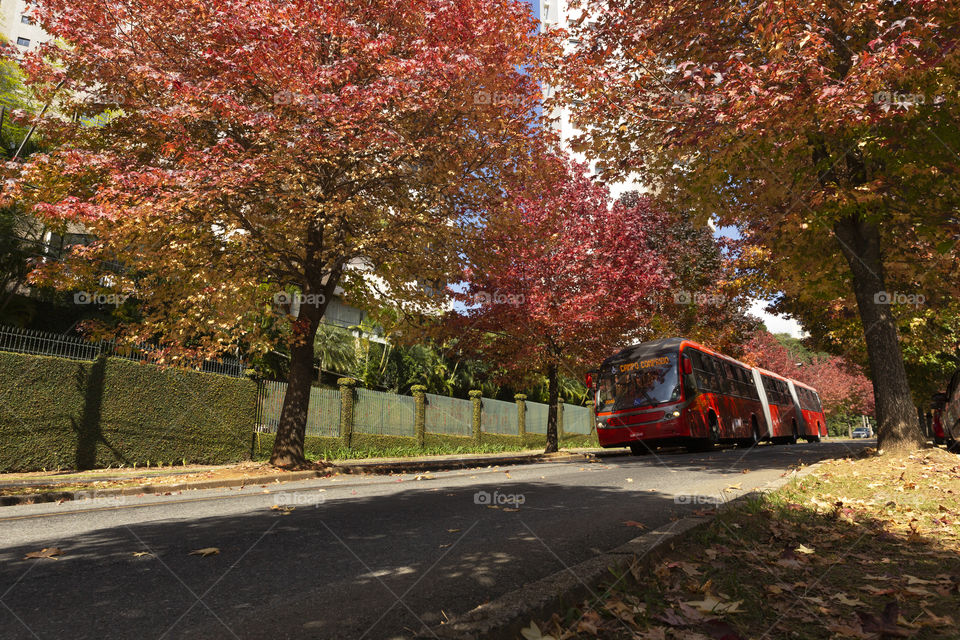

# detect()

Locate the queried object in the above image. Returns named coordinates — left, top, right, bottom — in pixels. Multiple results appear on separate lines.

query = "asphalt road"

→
left=0, top=440, right=869, bottom=640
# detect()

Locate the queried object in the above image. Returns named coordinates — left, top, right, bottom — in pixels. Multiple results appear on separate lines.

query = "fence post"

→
left=515, top=394, right=527, bottom=443
left=558, top=399, right=565, bottom=443
left=338, top=378, right=356, bottom=448
left=586, top=401, right=596, bottom=440
left=469, top=390, right=483, bottom=444
left=412, top=385, right=427, bottom=448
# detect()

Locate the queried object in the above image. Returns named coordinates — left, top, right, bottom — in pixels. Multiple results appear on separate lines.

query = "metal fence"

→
left=354, top=387, right=416, bottom=437
left=481, top=397, right=519, bottom=435
left=425, top=393, right=473, bottom=437
left=525, top=400, right=549, bottom=435
left=256, top=380, right=341, bottom=437
left=0, top=324, right=244, bottom=377
left=254, top=379, right=594, bottom=440
left=564, top=404, right=595, bottom=435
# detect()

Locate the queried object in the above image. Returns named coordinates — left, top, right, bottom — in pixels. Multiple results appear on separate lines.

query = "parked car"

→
left=938, top=369, right=960, bottom=450
left=852, top=427, right=872, bottom=439
left=931, top=392, right=948, bottom=446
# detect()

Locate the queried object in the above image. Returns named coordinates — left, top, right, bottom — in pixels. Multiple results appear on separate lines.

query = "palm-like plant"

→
left=313, top=324, right=357, bottom=376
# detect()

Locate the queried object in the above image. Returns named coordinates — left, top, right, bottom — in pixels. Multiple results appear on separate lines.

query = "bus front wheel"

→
left=629, top=442, right=652, bottom=456
left=687, top=416, right=720, bottom=453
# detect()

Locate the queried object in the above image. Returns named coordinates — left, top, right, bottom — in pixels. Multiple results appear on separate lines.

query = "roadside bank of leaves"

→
left=526, top=447, right=960, bottom=639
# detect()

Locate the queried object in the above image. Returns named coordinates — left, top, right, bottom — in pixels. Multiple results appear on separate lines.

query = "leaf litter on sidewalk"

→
left=527, top=447, right=960, bottom=639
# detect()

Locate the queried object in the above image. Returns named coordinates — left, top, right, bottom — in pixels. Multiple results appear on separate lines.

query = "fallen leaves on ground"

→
left=188, top=547, right=220, bottom=557
left=24, top=547, right=62, bottom=559
left=530, top=447, right=960, bottom=639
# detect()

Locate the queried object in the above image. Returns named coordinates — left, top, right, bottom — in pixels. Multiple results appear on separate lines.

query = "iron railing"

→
left=0, top=324, right=245, bottom=377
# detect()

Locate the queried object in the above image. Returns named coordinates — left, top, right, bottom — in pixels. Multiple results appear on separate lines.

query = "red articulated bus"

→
left=789, top=379, right=827, bottom=441
left=590, top=337, right=825, bottom=454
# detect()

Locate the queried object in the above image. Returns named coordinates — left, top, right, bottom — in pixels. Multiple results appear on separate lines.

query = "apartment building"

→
left=0, top=0, right=50, bottom=50
left=536, top=0, right=644, bottom=200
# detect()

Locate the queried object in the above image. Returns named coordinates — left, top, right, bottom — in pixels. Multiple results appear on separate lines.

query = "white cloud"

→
left=749, top=299, right=807, bottom=338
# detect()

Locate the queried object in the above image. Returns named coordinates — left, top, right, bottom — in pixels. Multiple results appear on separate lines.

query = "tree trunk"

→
left=545, top=361, right=560, bottom=453
left=270, top=219, right=344, bottom=467
left=833, top=215, right=924, bottom=452
left=270, top=301, right=323, bottom=467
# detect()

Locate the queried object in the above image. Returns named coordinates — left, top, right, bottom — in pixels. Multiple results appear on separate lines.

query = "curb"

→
left=425, top=461, right=825, bottom=640
left=0, top=449, right=628, bottom=507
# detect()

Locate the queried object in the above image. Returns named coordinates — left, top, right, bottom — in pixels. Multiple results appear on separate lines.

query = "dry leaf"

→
left=24, top=547, right=62, bottom=560
left=833, top=593, right=865, bottom=606
left=683, top=594, right=743, bottom=614
left=624, top=520, right=648, bottom=530
left=189, top=547, right=220, bottom=557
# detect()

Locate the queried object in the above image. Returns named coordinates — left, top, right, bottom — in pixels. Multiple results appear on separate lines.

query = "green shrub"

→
left=252, top=430, right=599, bottom=461
left=0, top=352, right=256, bottom=472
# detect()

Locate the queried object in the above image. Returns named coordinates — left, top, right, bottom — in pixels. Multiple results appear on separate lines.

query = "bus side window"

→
left=713, top=358, right=729, bottom=394
left=734, top=366, right=746, bottom=398
left=696, top=353, right=717, bottom=393
left=743, top=367, right=758, bottom=400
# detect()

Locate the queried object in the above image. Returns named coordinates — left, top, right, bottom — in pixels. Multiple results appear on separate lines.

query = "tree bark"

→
left=270, top=220, right=343, bottom=467
left=833, top=215, right=924, bottom=452
left=545, top=361, right=560, bottom=453
left=270, top=300, right=323, bottom=467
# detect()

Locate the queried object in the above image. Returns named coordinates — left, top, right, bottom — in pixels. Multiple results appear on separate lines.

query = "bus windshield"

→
left=597, top=353, right=680, bottom=411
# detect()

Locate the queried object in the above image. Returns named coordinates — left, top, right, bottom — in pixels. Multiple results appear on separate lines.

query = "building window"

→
left=16, top=37, right=30, bottom=47
left=21, top=15, right=35, bottom=25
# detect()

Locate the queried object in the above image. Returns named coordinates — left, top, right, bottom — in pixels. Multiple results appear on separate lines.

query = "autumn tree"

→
left=742, top=330, right=875, bottom=419
left=558, top=0, right=960, bottom=451
left=620, top=191, right=759, bottom=356
left=453, top=159, right=672, bottom=452
left=7, top=0, right=555, bottom=466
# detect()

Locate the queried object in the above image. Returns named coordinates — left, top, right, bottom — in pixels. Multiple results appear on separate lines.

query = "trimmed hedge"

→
left=252, top=430, right=599, bottom=461
left=0, top=352, right=257, bottom=472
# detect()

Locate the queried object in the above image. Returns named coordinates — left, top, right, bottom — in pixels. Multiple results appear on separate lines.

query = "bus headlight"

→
left=672, top=411, right=681, bottom=417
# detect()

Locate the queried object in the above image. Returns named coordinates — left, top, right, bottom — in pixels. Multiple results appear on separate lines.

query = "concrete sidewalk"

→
left=0, top=447, right=627, bottom=506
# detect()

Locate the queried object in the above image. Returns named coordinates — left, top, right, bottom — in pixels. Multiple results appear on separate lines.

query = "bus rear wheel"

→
left=739, top=418, right=761, bottom=448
